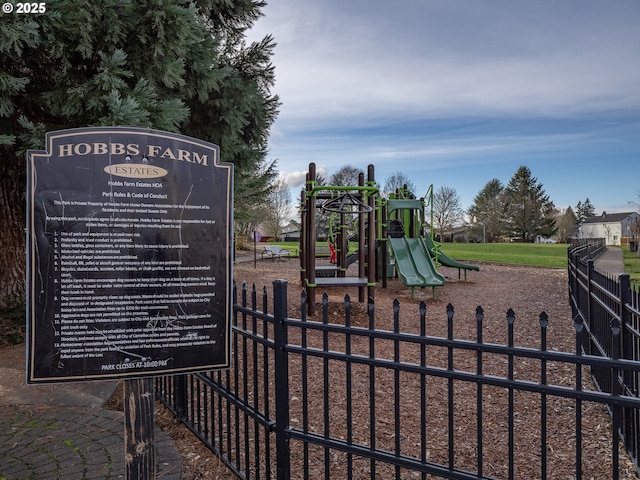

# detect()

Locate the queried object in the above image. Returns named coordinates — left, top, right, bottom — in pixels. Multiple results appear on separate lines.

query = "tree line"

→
left=425, top=166, right=594, bottom=243
left=424, top=166, right=594, bottom=243
left=467, top=166, right=556, bottom=243
left=260, top=164, right=599, bottom=245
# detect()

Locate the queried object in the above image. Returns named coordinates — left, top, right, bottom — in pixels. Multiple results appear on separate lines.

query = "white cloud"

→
left=248, top=0, right=640, bottom=216
left=279, top=171, right=306, bottom=189
left=252, top=0, right=640, bottom=124
left=279, top=166, right=327, bottom=189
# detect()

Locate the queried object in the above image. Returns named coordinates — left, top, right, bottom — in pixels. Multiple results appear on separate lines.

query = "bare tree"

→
left=382, top=171, right=416, bottom=198
left=264, top=176, right=293, bottom=241
left=630, top=189, right=640, bottom=213
left=603, top=224, right=612, bottom=244
left=329, top=166, right=364, bottom=187
left=629, top=216, right=640, bottom=257
left=432, top=186, right=464, bottom=241
left=235, top=202, right=270, bottom=248
left=555, top=207, right=577, bottom=243
left=629, top=189, right=640, bottom=256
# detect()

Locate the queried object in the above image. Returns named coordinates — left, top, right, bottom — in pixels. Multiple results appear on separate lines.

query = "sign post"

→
left=26, top=127, right=233, bottom=478
left=124, top=377, right=155, bottom=478
left=250, top=230, right=262, bottom=268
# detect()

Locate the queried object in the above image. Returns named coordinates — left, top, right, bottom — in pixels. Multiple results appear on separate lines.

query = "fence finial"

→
left=539, top=312, right=548, bottom=328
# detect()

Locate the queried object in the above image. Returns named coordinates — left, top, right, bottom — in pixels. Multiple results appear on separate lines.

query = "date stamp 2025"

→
left=2, top=2, right=47, bottom=14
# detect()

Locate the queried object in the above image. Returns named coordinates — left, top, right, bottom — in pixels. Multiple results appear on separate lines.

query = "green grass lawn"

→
left=269, top=241, right=569, bottom=268
left=435, top=242, right=569, bottom=268
left=622, top=246, right=640, bottom=290
left=268, top=241, right=639, bottom=280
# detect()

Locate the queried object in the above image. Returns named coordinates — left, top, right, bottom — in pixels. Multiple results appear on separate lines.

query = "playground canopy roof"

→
left=386, top=199, right=423, bottom=214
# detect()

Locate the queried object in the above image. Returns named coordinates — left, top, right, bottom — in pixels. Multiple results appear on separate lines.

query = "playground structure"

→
left=300, top=163, right=378, bottom=315
left=381, top=186, right=479, bottom=286
left=382, top=196, right=445, bottom=294
left=300, top=163, right=479, bottom=314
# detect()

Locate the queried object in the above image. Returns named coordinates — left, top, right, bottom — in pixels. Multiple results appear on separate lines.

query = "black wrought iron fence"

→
left=568, top=239, right=640, bottom=471
left=569, top=237, right=606, bottom=262
left=156, top=274, right=640, bottom=479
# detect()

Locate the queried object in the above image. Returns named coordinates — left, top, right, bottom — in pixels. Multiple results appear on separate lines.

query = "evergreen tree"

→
left=575, top=198, right=596, bottom=223
left=504, top=166, right=556, bottom=242
left=0, top=0, right=279, bottom=306
left=467, top=178, right=508, bottom=242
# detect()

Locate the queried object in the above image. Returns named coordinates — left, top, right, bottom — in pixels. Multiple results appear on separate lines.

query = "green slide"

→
left=389, top=237, right=445, bottom=287
left=422, top=236, right=479, bottom=272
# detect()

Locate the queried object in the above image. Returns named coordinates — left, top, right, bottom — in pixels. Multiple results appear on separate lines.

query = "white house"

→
left=579, top=211, right=640, bottom=246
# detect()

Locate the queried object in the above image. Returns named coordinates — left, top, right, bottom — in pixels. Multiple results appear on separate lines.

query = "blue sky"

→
left=247, top=0, right=640, bottom=215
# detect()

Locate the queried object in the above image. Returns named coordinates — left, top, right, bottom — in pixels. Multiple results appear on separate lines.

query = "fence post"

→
left=273, top=279, right=291, bottom=480
left=610, top=317, right=621, bottom=480
left=619, top=274, right=632, bottom=365
left=174, top=374, right=188, bottom=422
left=618, top=272, right=633, bottom=453
left=574, top=312, right=584, bottom=479
left=568, top=251, right=578, bottom=313
left=586, top=259, right=595, bottom=354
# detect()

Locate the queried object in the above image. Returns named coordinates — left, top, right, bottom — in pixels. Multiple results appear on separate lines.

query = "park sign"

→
left=26, top=127, right=233, bottom=383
